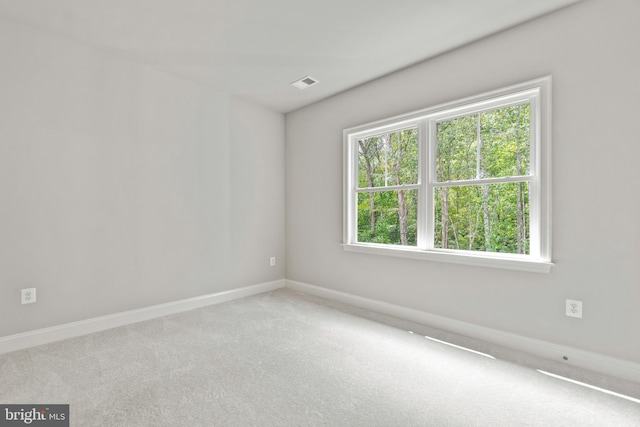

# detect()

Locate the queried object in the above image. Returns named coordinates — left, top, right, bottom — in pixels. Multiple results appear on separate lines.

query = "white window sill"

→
left=342, top=243, right=553, bottom=273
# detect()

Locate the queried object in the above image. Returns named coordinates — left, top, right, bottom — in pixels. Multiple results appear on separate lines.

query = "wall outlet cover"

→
left=21, top=288, right=37, bottom=304
left=566, top=299, right=582, bottom=318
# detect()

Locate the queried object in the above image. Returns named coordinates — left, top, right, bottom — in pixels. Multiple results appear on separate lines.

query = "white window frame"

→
left=343, top=77, right=553, bottom=273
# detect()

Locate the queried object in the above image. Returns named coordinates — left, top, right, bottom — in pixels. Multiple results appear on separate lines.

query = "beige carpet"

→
left=1, top=289, right=639, bottom=426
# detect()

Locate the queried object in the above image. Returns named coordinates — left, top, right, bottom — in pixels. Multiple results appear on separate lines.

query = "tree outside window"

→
left=344, top=77, right=552, bottom=272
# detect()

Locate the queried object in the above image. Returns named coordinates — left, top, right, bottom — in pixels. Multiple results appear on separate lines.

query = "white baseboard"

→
left=286, top=279, right=640, bottom=384
left=4, top=277, right=638, bottom=385
left=0, top=279, right=285, bottom=355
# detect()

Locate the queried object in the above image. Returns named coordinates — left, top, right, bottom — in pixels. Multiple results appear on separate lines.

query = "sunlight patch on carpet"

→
left=407, top=330, right=495, bottom=359
left=537, top=370, right=640, bottom=404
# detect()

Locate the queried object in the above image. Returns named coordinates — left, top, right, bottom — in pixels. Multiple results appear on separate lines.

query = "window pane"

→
left=434, top=182, right=529, bottom=254
left=480, top=104, right=530, bottom=178
left=435, top=104, right=530, bottom=182
left=358, top=128, right=418, bottom=188
left=357, top=189, right=418, bottom=246
left=436, top=115, right=478, bottom=181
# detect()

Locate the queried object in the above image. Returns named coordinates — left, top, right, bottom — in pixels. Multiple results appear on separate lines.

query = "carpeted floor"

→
left=1, top=288, right=639, bottom=426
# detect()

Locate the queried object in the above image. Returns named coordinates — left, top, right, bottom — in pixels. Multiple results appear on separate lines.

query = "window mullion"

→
left=528, top=94, right=540, bottom=258
left=346, top=134, right=358, bottom=244
left=433, top=175, right=533, bottom=188
left=423, top=119, right=436, bottom=250
left=356, top=184, right=421, bottom=193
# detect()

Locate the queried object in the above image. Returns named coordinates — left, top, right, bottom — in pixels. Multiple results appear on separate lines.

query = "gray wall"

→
left=0, top=18, right=285, bottom=337
left=286, top=0, right=640, bottom=364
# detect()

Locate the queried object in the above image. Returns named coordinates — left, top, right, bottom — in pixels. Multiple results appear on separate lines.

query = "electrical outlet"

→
left=270, top=257, right=276, bottom=266
left=21, top=288, right=36, bottom=304
left=566, top=299, right=582, bottom=318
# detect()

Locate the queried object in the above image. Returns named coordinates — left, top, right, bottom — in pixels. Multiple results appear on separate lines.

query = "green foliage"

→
left=358, top=128, right=418, bottom=188
left=434, top=104, right=530, bottom=254
left=434, top=183, right=529, bottom=253
left=357, top=190, right=417, bottom=245
left=356, top=104, right=530, bottom=254
left=357, top=128, right=419, bottom=246
left=436, top=105, right=530, bottom=181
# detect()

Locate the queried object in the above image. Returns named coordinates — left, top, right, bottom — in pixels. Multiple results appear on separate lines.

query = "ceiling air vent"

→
left=291, top=75, right=319, bottom=90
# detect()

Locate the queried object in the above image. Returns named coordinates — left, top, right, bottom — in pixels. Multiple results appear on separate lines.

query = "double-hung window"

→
left=343, top=77, right=552, bottom=272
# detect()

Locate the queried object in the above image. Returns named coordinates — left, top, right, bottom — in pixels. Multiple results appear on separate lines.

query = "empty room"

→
left=1, top=0, right=639, bottom=425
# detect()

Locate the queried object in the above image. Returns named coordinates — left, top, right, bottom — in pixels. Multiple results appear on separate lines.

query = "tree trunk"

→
left=390, top=132, right=409, bottom=245
left=515, top=107, right=524, bottom=254
left=358, top=140, right=377, bottom=232
left=483, top=185, right=490, bottom=251
left=441, top=188, right=449, bottom=248
left=477, top=114, right=490, bottom=251
left=397, top=189, right=408, bottom=245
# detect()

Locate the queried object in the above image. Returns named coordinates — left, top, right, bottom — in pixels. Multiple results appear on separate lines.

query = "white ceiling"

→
left=0, top=0, right=581, bottom=113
